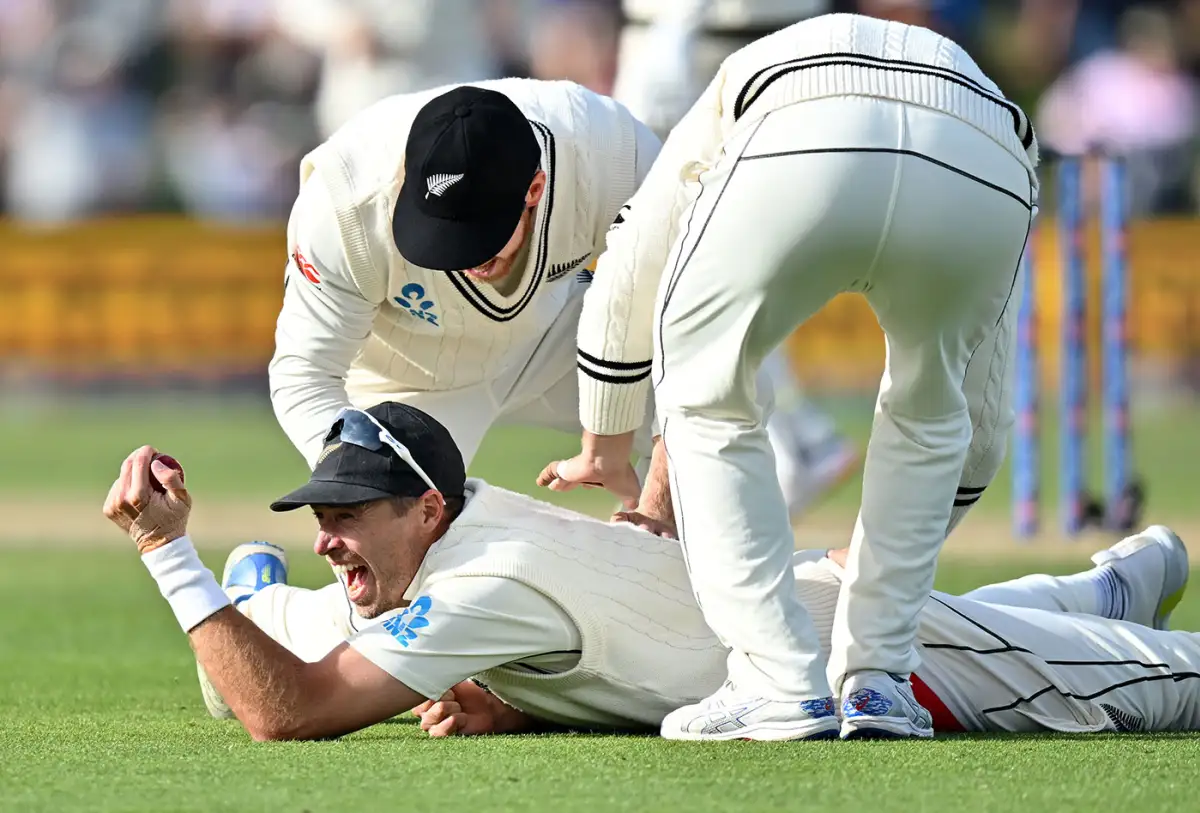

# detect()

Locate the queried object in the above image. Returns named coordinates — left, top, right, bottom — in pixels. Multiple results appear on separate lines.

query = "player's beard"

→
left=336, top=557, right=420, bottom=619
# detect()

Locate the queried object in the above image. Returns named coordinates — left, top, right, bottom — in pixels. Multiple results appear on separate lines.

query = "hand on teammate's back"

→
left=536, top=431, right=640, bottom=509
left=611, top=510, right=677, bottom=540
left=102, top=446, right=192, bottom=554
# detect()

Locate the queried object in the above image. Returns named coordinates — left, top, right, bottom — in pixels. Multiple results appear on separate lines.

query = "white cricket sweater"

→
left=409, top=481, right=844, bottom=729
left=268, top=78, right=658, bottom=467
left=576, top=12, right=1041, bottom=435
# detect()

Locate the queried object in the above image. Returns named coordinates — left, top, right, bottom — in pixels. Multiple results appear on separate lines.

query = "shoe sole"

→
left=663, top=719, right=841, bottom=742
left=840, top=717, right=934, bottom=740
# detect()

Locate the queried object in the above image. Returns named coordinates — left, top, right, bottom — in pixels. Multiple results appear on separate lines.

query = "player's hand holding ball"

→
left=103, top=445, right=192, bottom=554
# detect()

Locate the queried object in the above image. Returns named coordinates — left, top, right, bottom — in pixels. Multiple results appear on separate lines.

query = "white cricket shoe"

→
left=220, top=541, right=289, bottom=606
left=197, top=541, right=290, bottom=719
left=839, top=671, right=934, bottom=740
left=1091, top=525, right=1189, bottom=630
left=660, top=682, right=839, bottom=741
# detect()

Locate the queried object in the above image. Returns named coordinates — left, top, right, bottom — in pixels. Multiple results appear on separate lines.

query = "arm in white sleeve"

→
left=575, top=69, right=727, bottom=436
left=268, top=172, right=381, bottom=468
left=349, top=577, right=580, bottom=701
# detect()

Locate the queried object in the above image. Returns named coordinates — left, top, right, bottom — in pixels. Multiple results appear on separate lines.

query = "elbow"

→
left=246, top=716, right=330, bottom=743
left=244, top=713, right=311, bottom=742
left=247, top=725, right=291, bottom=743
left=241, top=701, right=325, bottom=742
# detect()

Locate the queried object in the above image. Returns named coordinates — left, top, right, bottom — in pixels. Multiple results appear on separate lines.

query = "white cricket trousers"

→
left=653, top=95, right=1035, bottom=700
left=920, top=591, right=1200, bottom=734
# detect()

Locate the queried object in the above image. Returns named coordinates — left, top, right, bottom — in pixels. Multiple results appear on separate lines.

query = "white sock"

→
left=963, top=566, right=1128, bottom=619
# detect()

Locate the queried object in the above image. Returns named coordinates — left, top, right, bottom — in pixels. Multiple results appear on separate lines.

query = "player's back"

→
left=413, top=481, right=728, bottom=729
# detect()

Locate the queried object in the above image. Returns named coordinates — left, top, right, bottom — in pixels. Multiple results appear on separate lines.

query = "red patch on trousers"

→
left=911, top=674, right=966, bottom=732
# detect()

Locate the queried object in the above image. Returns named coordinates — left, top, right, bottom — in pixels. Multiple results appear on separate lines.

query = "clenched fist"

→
left=412, top=681, right=532, bottom=737
left=103, top=446, right=192, bottom=554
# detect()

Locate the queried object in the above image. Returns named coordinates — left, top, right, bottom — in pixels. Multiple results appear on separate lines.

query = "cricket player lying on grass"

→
left=105, top=401, right=1197, bottom=741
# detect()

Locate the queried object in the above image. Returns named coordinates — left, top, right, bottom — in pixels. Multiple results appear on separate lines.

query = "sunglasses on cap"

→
left=331, top=407, right=441, bottom=495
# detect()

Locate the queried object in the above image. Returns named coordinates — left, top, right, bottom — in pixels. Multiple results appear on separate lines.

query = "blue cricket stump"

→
left=1013, top=225, right=1039, bottom=540
left=1100, top=157, right=1132, bottom=529
left=1058, top=158, right=1088, bottom=536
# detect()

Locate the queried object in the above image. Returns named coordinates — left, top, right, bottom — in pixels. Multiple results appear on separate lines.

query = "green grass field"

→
left=5, top=395, right=1200, bottom=812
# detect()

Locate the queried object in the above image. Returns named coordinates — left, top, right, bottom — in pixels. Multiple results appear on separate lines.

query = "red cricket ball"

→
left=150, top=454, right=185, bottom=493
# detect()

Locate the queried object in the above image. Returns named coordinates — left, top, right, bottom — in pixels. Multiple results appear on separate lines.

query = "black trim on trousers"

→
left=738, top=147, right=1033, bottom=211
left=923, top=641, right=1173, bottom=673
left=929, top=595, right=1014, bottom=647
left=981, top=672, right=1200, bottom=715
left=654, top=116, right=769, bottom=390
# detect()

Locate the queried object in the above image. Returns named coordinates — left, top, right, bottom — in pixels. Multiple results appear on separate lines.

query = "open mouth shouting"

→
left=330, top=560, right=374, bottom=604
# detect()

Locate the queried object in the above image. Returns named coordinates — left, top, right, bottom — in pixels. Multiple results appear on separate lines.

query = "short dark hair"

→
left=388, top=494, right=464, bottom=523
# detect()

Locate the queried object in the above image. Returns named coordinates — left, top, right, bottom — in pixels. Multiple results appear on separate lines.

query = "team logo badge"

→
left=426, top=173, right=465, bottom=199
left=394, top=282, right=440, bottom=327
left=291, top=247, right=320, bottom=285
left=381, top=596, right=432, bottom=648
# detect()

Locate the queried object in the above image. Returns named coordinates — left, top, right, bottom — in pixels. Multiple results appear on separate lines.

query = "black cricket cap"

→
left=270, top=402, right=466, bottom=512
left=393, top=86, right=542, bottom=272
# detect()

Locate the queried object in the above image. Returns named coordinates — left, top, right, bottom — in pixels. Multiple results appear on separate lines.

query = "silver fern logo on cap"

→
left=425, top=173, right=465, bottom=199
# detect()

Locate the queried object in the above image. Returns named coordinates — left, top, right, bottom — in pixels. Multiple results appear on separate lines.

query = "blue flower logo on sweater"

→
left=395, top=283, right=440, bottom=327
left=381, top=595, right=432, bottom=648
left=843, top=688, right=892, bottom=718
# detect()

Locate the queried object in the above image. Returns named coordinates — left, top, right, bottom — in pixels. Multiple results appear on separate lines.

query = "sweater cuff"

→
left=577, top=352, right=652, bottom=436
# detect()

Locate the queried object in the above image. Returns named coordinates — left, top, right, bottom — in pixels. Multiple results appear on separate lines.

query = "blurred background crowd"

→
left=3, top=0, right=1200, bottom=224
left=4, top=0, right=1199, bottom=542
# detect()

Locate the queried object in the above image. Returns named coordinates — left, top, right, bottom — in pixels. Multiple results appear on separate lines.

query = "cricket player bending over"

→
left=270, top=77, right=844, bottom=527
left=270, top=79, right=657, bottom=478
left=544, top=12, right=1039, bottom=739
left=103, top=403, right=1200, bottom=742
left=614, top=0, right=856, bottom=522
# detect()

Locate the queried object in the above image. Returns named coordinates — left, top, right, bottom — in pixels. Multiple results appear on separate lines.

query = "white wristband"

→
left=141, top=536, right=231, bottom=633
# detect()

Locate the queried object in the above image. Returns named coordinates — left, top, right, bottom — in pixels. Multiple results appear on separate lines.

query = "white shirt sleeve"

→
left=268, top=170, right=381, bottom=468
left=575, top=67, right=728, bottom=435
left=348, top=576, right=581, bottom=701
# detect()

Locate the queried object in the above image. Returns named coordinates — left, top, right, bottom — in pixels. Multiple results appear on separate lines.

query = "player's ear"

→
left=526, top=170, right=547, bottom=207
left=419, top=491, right=446, bottom=527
